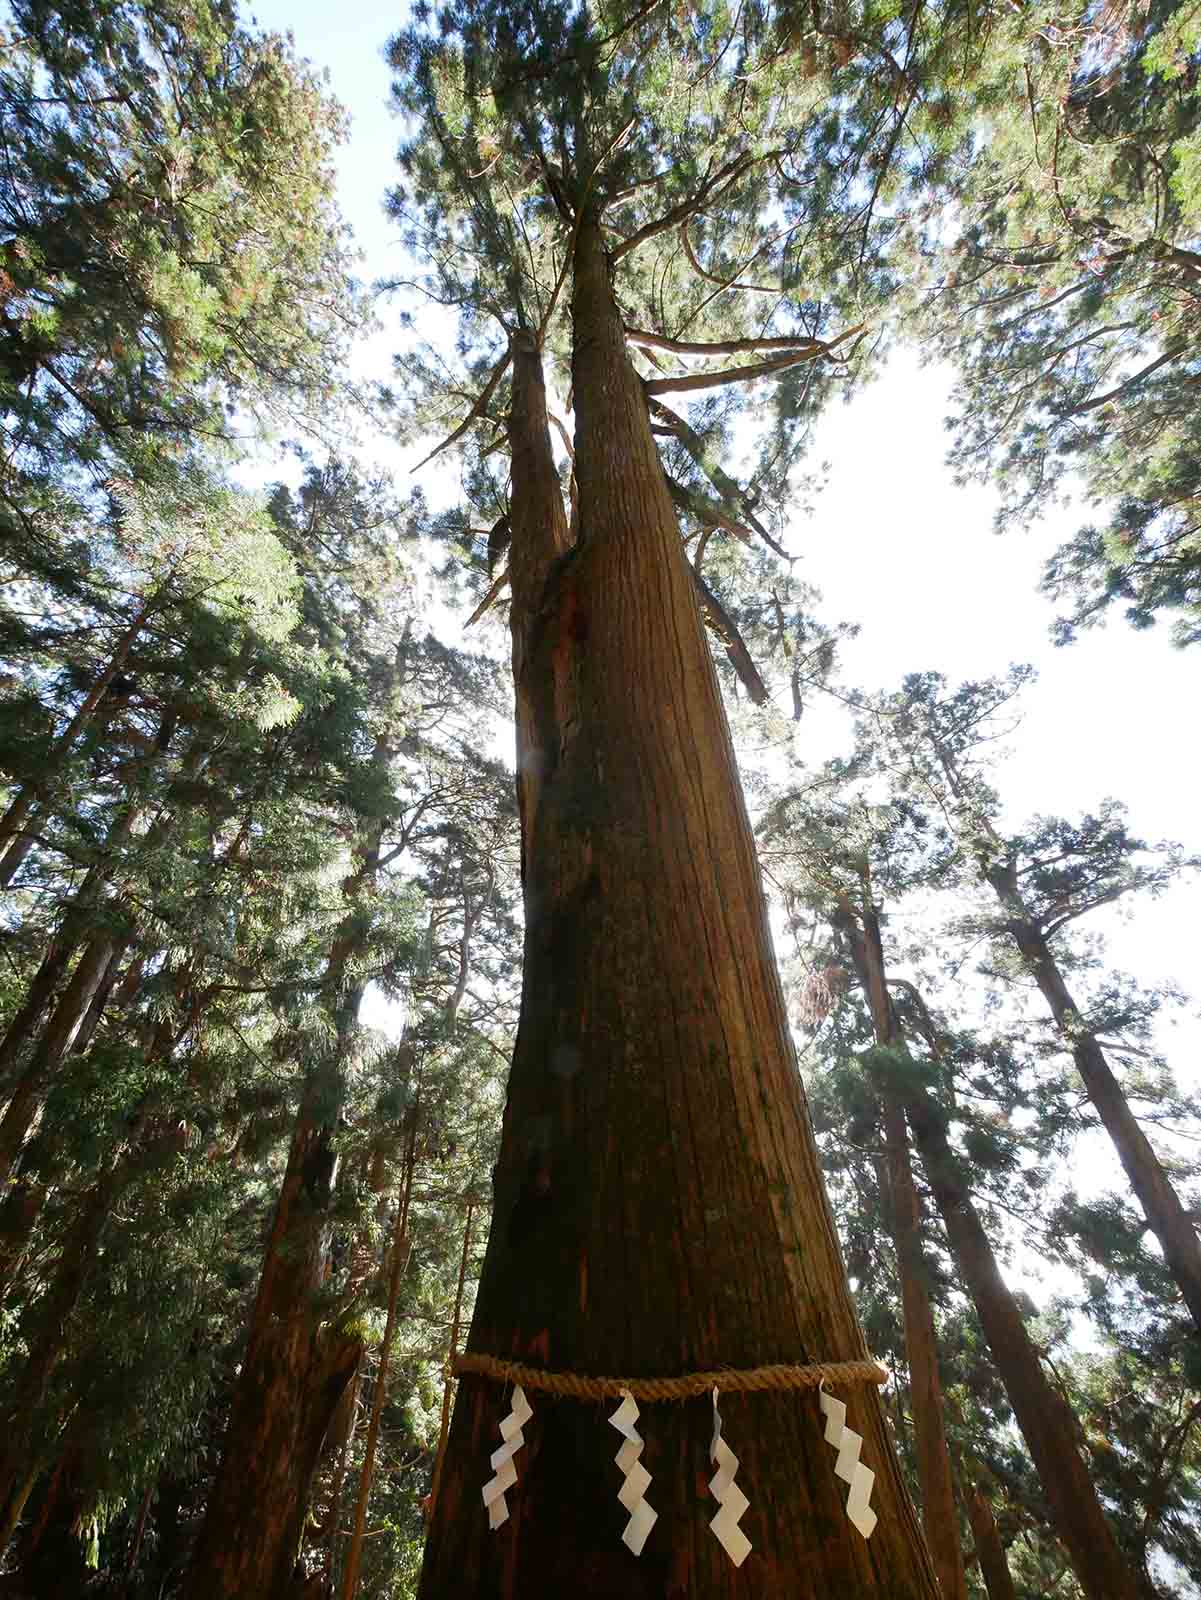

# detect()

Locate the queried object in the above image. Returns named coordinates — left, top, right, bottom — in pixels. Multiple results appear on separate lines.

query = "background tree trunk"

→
left=847, top=896, right=968, bottom=1600
left=964, top=1483, right=1018, bottom=1600
left=994, top=872, right=1201, bottom=1333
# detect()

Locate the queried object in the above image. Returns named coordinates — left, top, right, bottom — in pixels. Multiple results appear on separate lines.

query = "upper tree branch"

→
left=410, top=348, right=513, bottom=473
left=665, top=473, right=754, bottom=545
left=609, top=152, right=757, bottom=264
left=642, top=331, right=860, bottom=396
left=690, top=568, right=769, bottom=704
left=680, top=221, right=779, bottom=294
left=649, top=395, right=787, bottom=558
left=1061, top=340, right=1186, bottom=417
left=626, top=327, right=823, bottom=357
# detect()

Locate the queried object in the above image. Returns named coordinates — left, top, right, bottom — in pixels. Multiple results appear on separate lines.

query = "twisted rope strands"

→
left=454, top=1353, right=889, bottom=1402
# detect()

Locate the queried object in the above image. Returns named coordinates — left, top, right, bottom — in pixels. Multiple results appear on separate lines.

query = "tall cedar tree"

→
left=389, top=4, right=939, bottom=1595
left=761, top=785, right=1158, bottom=1600
left=868, top=670, right=1201, bottom=1339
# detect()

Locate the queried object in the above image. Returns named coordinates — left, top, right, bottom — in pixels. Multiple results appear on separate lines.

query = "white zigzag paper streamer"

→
left=819, top=1385, right=877, bottom=1539
left=608, top=1389, right=658, bottom=1556
left=708, top=1388, right=752, bottom=1567
left=482, top=1384, right=533, bottom=1530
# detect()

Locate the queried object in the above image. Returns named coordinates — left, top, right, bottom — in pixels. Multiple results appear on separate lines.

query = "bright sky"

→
left=253, top=0, right=1200, bottom=1090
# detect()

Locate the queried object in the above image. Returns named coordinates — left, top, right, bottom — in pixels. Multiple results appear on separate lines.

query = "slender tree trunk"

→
left=989, top=866, right=1201, bottom=1332
left=0, top=600, right=150, bottom=886
left=339, top=1120, right=419, bottom=1600
left=0, top=924, right=89, bottom=1089
left=0, top=837, right=131, bottom=1091
left=900, top=1073, right=1141, bottom=1600
left=835, top=909, right=1142, bottom=1600
left=0, top=720, right=172, bottom=1090
left=847, top=901, right=968, bottom=1600
left=321, top=1375, right=359, bottom=1585
left=0, top=931, right=118, bottom=1184
left=882, top=1098, right=968, bottom=1600
left=964, top=1484, right=1018, bottom=1600
left=69, top=938, right=129, bottom=1057
left=419, top=220, right=939, bottom=1599
left=505, top=328, right=572, bottom=885
left=0, top=1167, right=118, bottom=1555
left=428, top=1200, right=474, bottom=1518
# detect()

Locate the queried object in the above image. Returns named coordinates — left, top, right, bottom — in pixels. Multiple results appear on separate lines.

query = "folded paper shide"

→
left=480, top=1384, right=532, bottom=1530
left=461, top=1352, right=885, bottom=1562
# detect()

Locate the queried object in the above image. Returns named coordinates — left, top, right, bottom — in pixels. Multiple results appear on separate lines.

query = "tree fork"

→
left=417, top=217, right=938, bottom=1598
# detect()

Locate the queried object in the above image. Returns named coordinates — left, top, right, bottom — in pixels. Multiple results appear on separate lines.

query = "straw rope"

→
left=453, top=1353, right=888, bottom=1402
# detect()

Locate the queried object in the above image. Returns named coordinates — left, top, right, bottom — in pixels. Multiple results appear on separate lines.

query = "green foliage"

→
left=0, top=0, right=356, bottom=507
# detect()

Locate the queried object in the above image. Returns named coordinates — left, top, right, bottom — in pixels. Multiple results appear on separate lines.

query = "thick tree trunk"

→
left=418, top=220, right=938, bottom=1598
left=990, top=868, right=1201, bottom=1333
left=849, top=902, right=968, bottom=1600
left=964, top=1484, right=1018, bottom=1600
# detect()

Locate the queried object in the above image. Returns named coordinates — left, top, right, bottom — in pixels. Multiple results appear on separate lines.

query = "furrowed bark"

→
left=182, top=1063, right=363, bottom=1600
left=183, top=729, right=399, bottom=1600
left=418, top=218, right=939, bottom=1599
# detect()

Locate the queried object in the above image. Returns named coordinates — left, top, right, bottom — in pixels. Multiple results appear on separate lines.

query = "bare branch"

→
left=680, top=222, right=779, bottom=294
left=649, top=395, right=788, bottom=558
left=643, top=331, right=861, bottom=396
left=465, top=568, right=510, bottom=628
left=664, top=474, right=753, bottom=545
left=626, top=327, right=823, bottom=357
left=610, top=153, right=756, bottom=264
left=410, top=348, right=513, bottom=474
left=1062, top=340, right=1186, bottom=417
left=690, top=569, right=769, bottom=705
left=548, top=412, right=578, bottom=531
